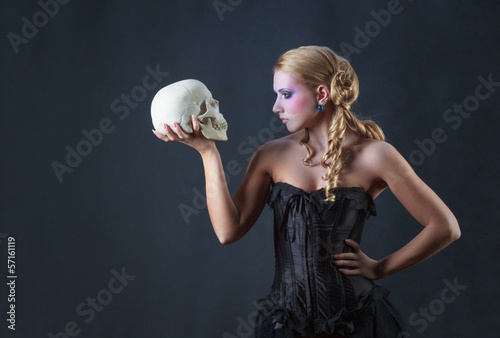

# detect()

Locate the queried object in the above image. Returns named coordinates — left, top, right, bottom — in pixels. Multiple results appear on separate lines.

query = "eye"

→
left=281, top=91, right=292, bottom=99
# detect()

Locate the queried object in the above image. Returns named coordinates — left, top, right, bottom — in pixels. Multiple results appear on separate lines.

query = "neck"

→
left=304, top=111, right=359, bottom=154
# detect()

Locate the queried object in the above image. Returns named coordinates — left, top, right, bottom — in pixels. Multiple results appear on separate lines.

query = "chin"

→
left=286, top=123, right=305, bottom=134
left=285, top=125, right=299, bottom=133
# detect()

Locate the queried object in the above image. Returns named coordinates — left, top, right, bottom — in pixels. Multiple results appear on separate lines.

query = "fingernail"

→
left=172, top=123, right=177, bottom=128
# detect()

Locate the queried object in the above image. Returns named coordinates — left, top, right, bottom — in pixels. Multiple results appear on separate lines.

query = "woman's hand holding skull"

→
left=152, top=115, right=215, bottom=155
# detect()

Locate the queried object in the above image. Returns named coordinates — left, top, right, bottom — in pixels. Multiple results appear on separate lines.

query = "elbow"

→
left=445, top=219, right=461, bottom=242
left=217, top=222, right=243, bottom=245
left=218, top=233, right=238, bottom=245
left=219, top=237, right=234, bottom=245
left=450, top=225, right=461, bottom=241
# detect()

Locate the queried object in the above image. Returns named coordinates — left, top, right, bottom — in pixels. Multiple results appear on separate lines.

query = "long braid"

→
left=321, top=60, right=385, bottom=204
left=321, top=106, right=349, bottom=203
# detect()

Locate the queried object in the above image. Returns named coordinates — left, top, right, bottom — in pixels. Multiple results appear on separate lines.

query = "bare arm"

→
left=198, top=145, right=239, bottom=243
left=334, top=141, right=461, bottom=279
left=200, top=143, right=271, bottom=244
left=374, top=142, right=461, bottom=277
left=153, top=116, right=272, bottom=244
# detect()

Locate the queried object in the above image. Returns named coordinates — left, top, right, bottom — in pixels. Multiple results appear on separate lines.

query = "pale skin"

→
left=152, top=70, right=461, bottom=280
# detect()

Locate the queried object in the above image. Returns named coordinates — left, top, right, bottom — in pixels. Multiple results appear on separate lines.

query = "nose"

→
left=272, top=98, right=282, bottom=114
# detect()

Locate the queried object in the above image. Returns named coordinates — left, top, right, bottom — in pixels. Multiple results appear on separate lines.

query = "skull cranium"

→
left=151, top=79, right=228, bottom=141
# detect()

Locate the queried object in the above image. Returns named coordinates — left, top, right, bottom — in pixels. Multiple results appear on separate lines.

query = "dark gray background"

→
left=1, top=0, right=499, bottom=337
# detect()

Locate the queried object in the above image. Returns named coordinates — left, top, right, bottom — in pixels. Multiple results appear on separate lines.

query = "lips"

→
left=281, top=118, right=288, bottom=123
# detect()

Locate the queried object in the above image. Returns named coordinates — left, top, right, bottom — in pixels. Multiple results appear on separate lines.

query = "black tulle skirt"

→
left=254, top=285, right=406, bottom=338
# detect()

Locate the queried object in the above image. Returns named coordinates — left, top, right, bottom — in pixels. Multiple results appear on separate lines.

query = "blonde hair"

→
left=273, top=46, right=385, bottom=204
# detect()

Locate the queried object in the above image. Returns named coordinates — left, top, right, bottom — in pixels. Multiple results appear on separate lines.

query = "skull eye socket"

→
left=199, top=100, right=207, bottom=113
left=208, top=99, right=216, bottom=108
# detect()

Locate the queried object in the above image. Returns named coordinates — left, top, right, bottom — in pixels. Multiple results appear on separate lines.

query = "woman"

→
left=152, top=46, right=461, bottom=337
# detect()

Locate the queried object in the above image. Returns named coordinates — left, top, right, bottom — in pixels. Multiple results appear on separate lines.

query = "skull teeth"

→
left=212, top=121, right=228, bottom=130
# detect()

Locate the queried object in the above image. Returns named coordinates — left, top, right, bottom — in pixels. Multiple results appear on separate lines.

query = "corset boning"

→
left=265, top=181, right=378, bottom=321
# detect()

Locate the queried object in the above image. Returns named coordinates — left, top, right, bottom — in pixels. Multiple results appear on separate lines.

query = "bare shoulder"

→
left=251, top=133, right=300, bottom=176
left=357, top=138, right=417, bottom=192
left=353, top=138, right=414, bottom=190
left=255, top=133, right=299, bottom=160
left=356, top=138, right=404, bottom=168
left=356, top=137, right=393, bottom=154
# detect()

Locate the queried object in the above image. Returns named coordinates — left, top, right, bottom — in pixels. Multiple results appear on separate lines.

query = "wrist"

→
left=375, top=259, right=386, bottom=280
left=199, top=141, right=217, bottom=158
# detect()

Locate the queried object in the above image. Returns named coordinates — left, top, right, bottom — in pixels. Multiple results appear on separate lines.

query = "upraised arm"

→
left=153, top=117, right=272, bottom=245
left=198, top=141, right=272, bottom=244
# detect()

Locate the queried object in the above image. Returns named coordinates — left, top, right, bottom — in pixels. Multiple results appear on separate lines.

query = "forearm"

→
left=377, top=220, right=460, bottom=278
left=199, top=145, right=239, bottom=244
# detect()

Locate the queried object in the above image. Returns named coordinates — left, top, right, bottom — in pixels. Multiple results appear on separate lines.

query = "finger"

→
left=191, top=115, right=200, bottom=132
left=345, top=239, right=360, bottom=252
left=163, top=123, right=178, bottom=141
left=334, top=253, right=358, bottom=260
left=334, top=260, right=359, bottom=268
left=152, top=129, right=170, bottom=142
left=339, top=268, right=360, bottom=276
left=172, top=122, right=189, bottom=139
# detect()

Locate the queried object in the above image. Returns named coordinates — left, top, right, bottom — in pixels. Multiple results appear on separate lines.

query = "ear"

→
left=315, top=84, right=330, bottom=104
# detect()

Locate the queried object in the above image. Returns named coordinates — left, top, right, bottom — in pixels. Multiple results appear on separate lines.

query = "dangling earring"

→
left=318, top=104, right=325, bottom=113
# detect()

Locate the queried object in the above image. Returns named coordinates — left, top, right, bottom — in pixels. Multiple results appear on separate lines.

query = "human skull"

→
left=151, top=79, right=228, bottom=141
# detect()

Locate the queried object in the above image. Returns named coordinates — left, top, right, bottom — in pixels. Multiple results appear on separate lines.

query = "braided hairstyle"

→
left=273, top=46, right=385, bottom=204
